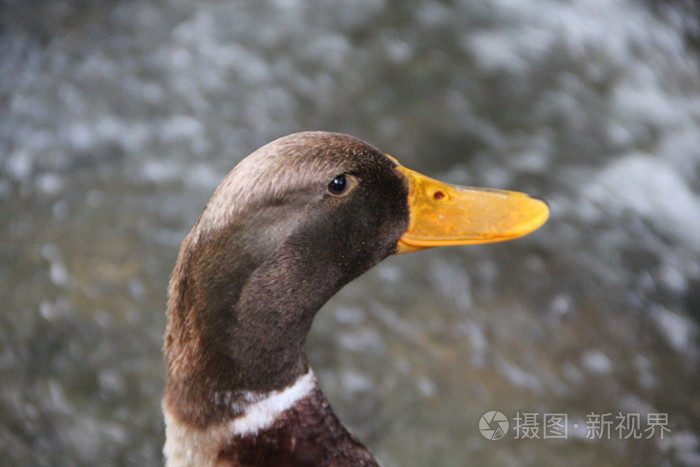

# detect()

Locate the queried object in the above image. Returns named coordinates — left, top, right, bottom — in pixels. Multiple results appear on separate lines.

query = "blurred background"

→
left=1, top=0, right=699, bottom=465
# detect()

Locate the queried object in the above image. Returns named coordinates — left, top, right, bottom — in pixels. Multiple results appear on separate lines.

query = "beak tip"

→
left=528, top=194, right=550, bottom=208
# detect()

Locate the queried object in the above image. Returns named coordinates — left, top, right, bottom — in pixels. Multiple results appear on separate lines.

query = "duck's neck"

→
left=163, top=229, right=348, bottom=427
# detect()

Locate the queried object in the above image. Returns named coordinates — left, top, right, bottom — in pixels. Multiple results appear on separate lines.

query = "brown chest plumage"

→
left=217, top=387, right=377, bottom=467
left=217, top=388, right=378, bottom=467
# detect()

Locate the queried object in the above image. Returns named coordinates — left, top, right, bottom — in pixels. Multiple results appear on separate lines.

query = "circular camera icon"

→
left=479, top=411, right=509, bottom=440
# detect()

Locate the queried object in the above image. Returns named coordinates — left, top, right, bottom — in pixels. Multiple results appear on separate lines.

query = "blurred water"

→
left=2, top=0, right=699, bottom=466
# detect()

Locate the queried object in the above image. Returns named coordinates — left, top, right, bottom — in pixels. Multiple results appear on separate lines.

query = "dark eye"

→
left=328, top=174, right=353, bottom=196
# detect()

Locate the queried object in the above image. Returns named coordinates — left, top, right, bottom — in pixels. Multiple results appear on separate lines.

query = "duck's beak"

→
left=394, top=163, right=550, bottom=254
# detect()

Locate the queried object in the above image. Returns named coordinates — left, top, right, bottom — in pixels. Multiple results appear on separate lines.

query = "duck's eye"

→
left=328, top=174, right=354, bottom=196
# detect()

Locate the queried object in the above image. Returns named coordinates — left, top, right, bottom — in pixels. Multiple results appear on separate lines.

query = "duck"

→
left=162, top=131, right=549, bottom=466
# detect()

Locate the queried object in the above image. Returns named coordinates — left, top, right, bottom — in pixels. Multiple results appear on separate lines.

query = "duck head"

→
left=164, top=131, right=548, bottom=427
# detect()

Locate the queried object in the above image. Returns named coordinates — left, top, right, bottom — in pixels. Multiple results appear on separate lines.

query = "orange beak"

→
left=393, top=162, right=550, bottom=254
